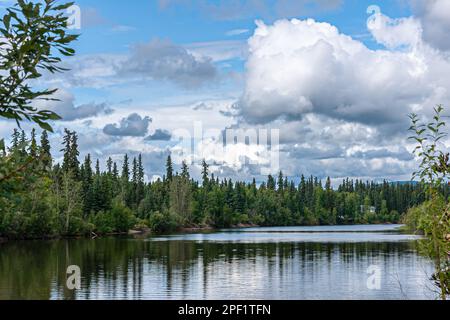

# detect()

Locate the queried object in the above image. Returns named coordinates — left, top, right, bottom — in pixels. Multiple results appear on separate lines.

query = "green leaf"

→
left=3, top=14, right=11, bottom=30
left=36, top=120, right=53, bottom=132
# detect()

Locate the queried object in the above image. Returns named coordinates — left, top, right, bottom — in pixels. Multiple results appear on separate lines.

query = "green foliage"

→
left=0, top=0, right=78, bottom=131
left=408, top=105, right=450, bottom=300
left=92, top=199, right=136, bottom=234
left=148, top=210, right=182, bottom=233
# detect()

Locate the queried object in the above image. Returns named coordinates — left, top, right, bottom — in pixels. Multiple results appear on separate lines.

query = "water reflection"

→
left=0, top=226, right=436, bottom=300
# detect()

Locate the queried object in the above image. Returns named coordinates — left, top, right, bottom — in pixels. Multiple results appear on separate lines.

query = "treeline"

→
left=0, top=129, right=436, bottom=239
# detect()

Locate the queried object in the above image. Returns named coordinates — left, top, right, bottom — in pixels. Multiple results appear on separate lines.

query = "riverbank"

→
left=0, top=223, right=406, bottom=242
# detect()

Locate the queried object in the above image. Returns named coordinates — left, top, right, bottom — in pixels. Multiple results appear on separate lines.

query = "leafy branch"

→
left=0, top=0, right=79, bottom=132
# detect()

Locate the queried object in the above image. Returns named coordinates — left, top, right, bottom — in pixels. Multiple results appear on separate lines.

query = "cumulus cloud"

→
left=145, top=129, right=172, bottom=141
left=411, top=0, right=450, bottom=51
left=103, top=113, right=152, bottom=137
left=34, top=89, right=113, bottom=122
left=237, top=17, right=450, bottom=130
left=118, top=39, right=217, bottom=88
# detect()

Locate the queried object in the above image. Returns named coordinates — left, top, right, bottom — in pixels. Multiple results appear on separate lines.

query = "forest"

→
left=0, top=127, right=435, bottom=239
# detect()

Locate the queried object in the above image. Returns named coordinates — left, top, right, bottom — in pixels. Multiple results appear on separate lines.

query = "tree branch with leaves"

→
left=408, top=105, right=450, bottom=300
left=0, top=0, right=78, bottom=131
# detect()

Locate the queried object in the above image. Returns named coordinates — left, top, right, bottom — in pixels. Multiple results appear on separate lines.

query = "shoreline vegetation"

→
left=0, top=222, right=408, bottom=244
left=0, top=128, right=440, bottom=241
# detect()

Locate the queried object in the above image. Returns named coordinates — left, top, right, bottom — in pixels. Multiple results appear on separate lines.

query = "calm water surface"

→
left=0, top=225, right=437, bottom=300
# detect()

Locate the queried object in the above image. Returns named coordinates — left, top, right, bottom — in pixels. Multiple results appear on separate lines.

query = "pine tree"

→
left=112, top=161, right=120, bottom=197
left=70, top=131, right=80, bottom=179
left=201, top=159, right=209, bottom=187
left=267, top=175, right=276, bottom=190
left=8, top=129, right=20, bottom=154
left=81, top=154, right=93, bottom=216
left=61, top=129, right=72, bottom=174
left=113, top=162, right=119, bottom=179
left=106, top=157, right=113, bottom=175
left=39, top=130, right=52, bottom=171
left=95, top=159, right=100, bottom=176
left=132, top=157, right=138, bottom=185
left=166, top=155, right=173, bottom=182
left=181, top=160, right=190, bottom=180
left=92, top=158, right=104, bottom=213
left=130, top=157, right=138, bottom=208
left=122, top=154, right=130, bottom=182
left=136, top=154, right=145, bottom=206
left=121, top=154, right=131, bottom=206
left=277, top=171, right=284, bottom=192
left=19, top=130, right=27, bottom=158
left=59, top=130, right=80, bottom=178
left=28, top=129, right=38, bottom=159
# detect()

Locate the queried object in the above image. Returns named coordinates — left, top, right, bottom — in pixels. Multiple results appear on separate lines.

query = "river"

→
left=0, top=224, right=438, bottom=300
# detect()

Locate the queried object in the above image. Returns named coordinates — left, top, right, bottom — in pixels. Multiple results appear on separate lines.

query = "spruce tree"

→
left=61, top=129, right=72, bottom=174
left=201, top=159, right=209, bottom=187
left=70, top=131, right=80, bottom=179
left=277, top=171, right=284, bottom=192
left=267, top=175, right=276, bottom=190
left=39, top=130, right=52, bottom=171
left=166, top=155, right=173, bottom=182
left=121, top=154, right=131, bottom=206
left=122, top=154, right=130, bottom=182
left=113, top=162, right=119, bottom=179
left=19, top=130, right=27, bottom=158
left=28, top=129, right=38, bottom=159
left=106, top=157, right=113, bottom=175
left=8, top=129, right=20, bottom=154
left=136, top=154, right=145, bottom=205
left=181, top=160, right=190, bottom=180
left=81, top=154, right=93, bottom=216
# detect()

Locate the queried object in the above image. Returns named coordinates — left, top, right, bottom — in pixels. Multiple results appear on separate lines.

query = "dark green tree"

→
left=39, top=130, right=52, bottom=171
left=166, top=155, right=173, bottom=182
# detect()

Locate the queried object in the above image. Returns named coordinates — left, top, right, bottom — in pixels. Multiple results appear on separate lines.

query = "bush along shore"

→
left=0, top=128, right=442, bottom=241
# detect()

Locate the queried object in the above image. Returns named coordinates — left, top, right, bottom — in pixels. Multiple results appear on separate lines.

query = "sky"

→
left=1, top=0, right=450, bottom=184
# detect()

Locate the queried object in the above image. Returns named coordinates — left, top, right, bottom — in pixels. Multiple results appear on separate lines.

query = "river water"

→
left=0, top=225, right=438, bottom=300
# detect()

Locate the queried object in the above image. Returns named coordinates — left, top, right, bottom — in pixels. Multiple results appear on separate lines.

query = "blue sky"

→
left=1, top=0, right=450, bottom=184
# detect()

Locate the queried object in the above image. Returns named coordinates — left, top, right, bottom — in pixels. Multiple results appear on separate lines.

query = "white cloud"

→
left=238, top=17, right=450, bottom=130
left=367, top=12, right=422, bottom=49
left=411, top=0, right=450, bottom=51
left=34, top=89, right=113, bottom=122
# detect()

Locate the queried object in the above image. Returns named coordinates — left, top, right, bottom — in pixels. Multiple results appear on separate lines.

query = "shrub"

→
left=92, top=200, right=136, bottom=234
left=148, top=209, right=181, bottom=233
